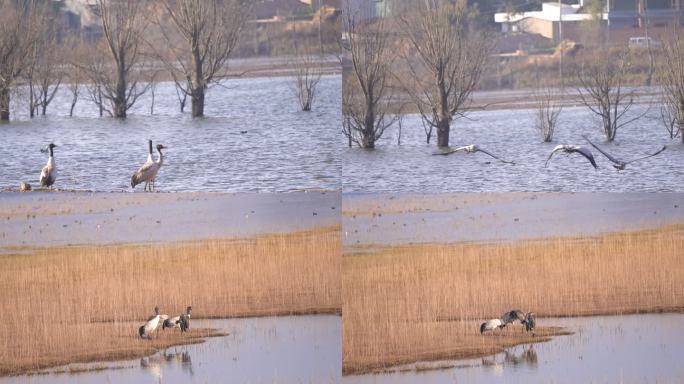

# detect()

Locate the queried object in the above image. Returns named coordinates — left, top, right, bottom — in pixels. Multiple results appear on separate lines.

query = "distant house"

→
left=495, top=0, right=683, bottom=42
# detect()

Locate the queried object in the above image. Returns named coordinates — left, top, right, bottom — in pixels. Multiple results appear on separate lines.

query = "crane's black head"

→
left=480, top=322, right=486, bottom=334
left=154, top=306, right=160, bottom=315
left=156, top=144, right=165, bottom=151
left=148, top=140, right=153, bottom=151
left=186, top=306, right=192, bottom=314
left=48, top=143, right=56, bottom=149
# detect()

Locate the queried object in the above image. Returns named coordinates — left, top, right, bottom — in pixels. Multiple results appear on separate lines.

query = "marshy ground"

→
left=342, top=193, right=684, bottom=375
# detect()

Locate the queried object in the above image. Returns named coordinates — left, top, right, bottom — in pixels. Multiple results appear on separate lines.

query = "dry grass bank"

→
left=0, top=226, right=340, bottom=376
left=343, top=225, right=684, bottom=375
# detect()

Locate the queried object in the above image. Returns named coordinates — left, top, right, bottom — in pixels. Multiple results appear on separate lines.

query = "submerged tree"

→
left=291, top=41, right=323, bottom=112
left=82, top=0, right=150, bottom=118
left=156, top=0, right=246, bottom=118
left=0, top=0, right=40, bottom=121
left=341, top=1, right=396, bottom=148
left=26, top=8, right=64, bottom=118
left=398, top=2, right=492, bottom=148
left=576, top=50, right=644, bottom=142
left=534, top=84, right=563, bottom=142
left=660, top=29, right=684, bottom=142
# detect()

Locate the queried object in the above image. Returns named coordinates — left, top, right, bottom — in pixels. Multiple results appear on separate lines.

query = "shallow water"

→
left=343, top=313, right=684, bottom=383
left=4, top=315, right=341, bottom=384
left=0, top=75, right=341, bottom=192
left=342, top=105, right=684, bottom=192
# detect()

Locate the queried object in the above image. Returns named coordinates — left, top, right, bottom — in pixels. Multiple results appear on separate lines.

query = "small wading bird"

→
left=139, top=306, right=162, bottom=339
left=433, top=144, right=515, bottom=164
left=545, top=144, right=598, bottom=169
left=582, top=135, right=667, bottom=171
left=131, top=143, right=166, bottom=191
left=163, top=306, right=192, bottom=333
left=480, top=318, right=504, bottom=334
left=39, top=143, right=58, bottom=189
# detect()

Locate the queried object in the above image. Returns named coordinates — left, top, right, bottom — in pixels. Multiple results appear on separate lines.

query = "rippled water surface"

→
left=342, top=106, right=684, bottom=192
left=344, top=313, right=684, bottom=384
left=0, top=75, right=341, bottom=192
left=3, top=315, right=341, bottom=383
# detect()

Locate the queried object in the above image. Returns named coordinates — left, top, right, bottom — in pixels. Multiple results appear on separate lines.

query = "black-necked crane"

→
left=545, top=144, right=598, bottom=169
left=582, top=135, right=667, bottom=170
left=131, top=143, right=165, bottom=191
left=433, top=144, right=515, bottom=164
left=39, top=143, right=57, bottom=189
left=139, top=306, right=162, bottom=339
left=480, top=318, right=504, bottom=334
left=522, top=312, right=536, bottom=332
left=501, top=309, right=526, bottom=327
left=163, top=306, right=192, bottom=333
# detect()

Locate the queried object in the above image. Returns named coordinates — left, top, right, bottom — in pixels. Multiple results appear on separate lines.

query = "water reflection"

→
left=344, top=313, right=684, bottom=384
left=140, top=350, right=193, bottom=381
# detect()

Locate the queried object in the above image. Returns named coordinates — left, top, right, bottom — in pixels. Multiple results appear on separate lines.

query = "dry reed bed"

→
left=343, top=225, right=684, bottom=375
left=0, top=226, right=340, bottom=376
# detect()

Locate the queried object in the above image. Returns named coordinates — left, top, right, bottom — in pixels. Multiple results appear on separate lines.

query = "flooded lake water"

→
left=3, top=315, right=341, bottom=384
left=342, top=105, right=684, bottom=192
left=344, top=313, right=684, bottom=383
left=0, top=75, right=341, bottom=192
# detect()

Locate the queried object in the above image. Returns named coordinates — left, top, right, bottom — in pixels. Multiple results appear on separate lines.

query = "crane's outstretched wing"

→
left=477, top=148, right=515, bottom=164
left=575, top=146, right=598, bottom=169
left=544, top=145, right=564, bottom=167
left=582, top=135, right=621, bottom=165
left=624, top=145, right=667, bottom=165
left=431, top=146, right=467, bottom=156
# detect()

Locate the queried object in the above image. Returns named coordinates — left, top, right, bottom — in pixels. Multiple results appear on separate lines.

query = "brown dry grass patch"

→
left=343, top=225, right=684, bottom=375
left=0, top=226, right=340, bottom=376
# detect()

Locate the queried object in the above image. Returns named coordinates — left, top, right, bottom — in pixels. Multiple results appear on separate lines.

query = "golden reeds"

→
left=342, top=225, right=684, bottom=374
left=0, top=226, right=340, bottom=376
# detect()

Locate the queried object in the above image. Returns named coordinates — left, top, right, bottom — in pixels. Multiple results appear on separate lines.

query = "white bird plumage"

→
left=39, top=143, right=57, bottom=189
left=545, top=144, right=598, bottom=169
left=139, top=306, right=162, bottom=339
left=433, top=144, right=515, bottom=164
left=480, top=318, right=504, bottom=334
left=131, top=142, right=165, bottom=191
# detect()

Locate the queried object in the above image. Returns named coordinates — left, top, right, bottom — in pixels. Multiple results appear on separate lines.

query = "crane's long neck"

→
left=148, top=140, right=153, bottom=155
left=156, top=149, right=163, bottom=166
left=48, top=147, right=54, bottom=158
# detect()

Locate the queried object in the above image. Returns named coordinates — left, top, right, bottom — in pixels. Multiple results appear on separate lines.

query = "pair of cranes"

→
left=37, top=140, right=166, bottom=191
left=139, top=306, right=192, bottom=339
left=434, top=137, right=667, bottom=171
left=480, top=309, right=536, bottom=335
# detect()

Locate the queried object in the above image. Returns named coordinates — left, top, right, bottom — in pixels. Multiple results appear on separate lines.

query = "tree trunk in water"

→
left=192, top=88, right=205, bottom=117
left=114, top=59, right=127, bottom=118
left=436, top=118, right=450, bottom=148
left=0, top=88, right=9, bottom=121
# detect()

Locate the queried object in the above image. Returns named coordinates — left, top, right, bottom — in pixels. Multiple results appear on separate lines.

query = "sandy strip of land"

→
left=0, top=191, right=339, bottom=248
left=343, top=192, right=684, bottom=247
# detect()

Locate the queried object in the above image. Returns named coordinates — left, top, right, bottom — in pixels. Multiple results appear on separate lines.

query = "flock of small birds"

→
left=434, top=137, right=667, bottom=170
left=139, top=306, right=192, bottom=339
left=480, top=309, right=536, bottom=335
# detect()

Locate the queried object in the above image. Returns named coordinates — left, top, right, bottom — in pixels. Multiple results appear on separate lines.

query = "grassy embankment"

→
left=0, top=226, right=340, bottom=376
left=343, top=225, right=684, bottom=374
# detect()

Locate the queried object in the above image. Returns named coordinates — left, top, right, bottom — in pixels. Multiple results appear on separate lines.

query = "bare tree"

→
left=341, top=2, right=396, bottom=148
left=0, top=0, right=40, bottom=121
left=83, top=0, right=150, bottom=118
left=26, top=11, right=64, bottom=117
left=660, top=29, right=684, bottom=142
left=535, top=85, right=563, bottom=142
left=174, top=79, right=190, bottom=113
left=156, top=0, right=246, bottom=118
left=576, top=50, right=644, bottom=141
left=398, top=2, right=492, bottom=148
left=291, top=41, right=323, bottom=112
